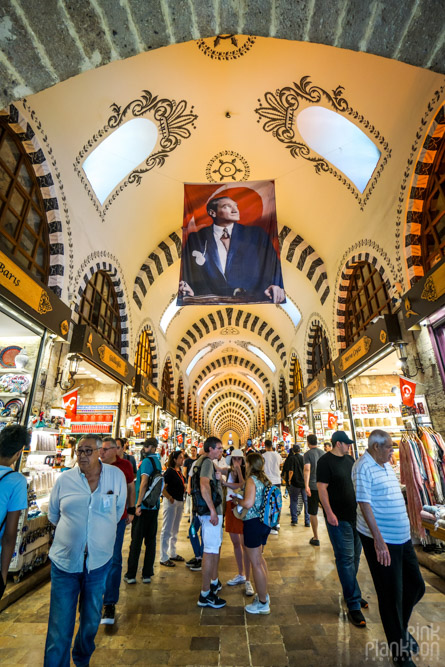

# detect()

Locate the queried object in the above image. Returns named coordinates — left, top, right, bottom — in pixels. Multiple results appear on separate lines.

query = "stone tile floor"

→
left=1, top=508, right=445, bottom=666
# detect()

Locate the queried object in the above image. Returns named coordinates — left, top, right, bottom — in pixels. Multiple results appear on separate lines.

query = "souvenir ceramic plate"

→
left=4, top=398, right=24, bottom=418
left=0, top=346, right=22, bottom=368
left=0, top=400, right=3, bottom=408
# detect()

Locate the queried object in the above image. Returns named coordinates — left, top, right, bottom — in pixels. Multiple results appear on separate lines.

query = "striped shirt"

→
left=352, top=451, right=410, bottom=545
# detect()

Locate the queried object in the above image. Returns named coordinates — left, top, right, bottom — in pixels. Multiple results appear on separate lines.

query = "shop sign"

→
left=164, top=397, right=179, bottom=417
left=303, top=368, right=333, bottom=404
left=77, top=403, right=119, bottom=413
left=286, top=398, right=297, bottom=415
left=276, top=409, right=285, bottom=421
left=401, top=257, right=445, bottom=329
left=0, top=248, right=71, bottom=339
left=70, top=324, right=135, bottom=385
left=332, top=315, right=402, bottom=380
left=133, top=374, right=162, bottom=405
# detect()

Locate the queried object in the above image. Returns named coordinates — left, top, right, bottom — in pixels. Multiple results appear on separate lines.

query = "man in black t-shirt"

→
left=317, top=431, right=367, bottom=629
left=287, top=445, right=310, bottom=526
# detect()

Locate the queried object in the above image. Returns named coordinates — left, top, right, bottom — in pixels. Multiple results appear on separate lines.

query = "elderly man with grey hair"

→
left=44, top=434, right=127, bottom=667
left=352, top=429, right=425, bottom=667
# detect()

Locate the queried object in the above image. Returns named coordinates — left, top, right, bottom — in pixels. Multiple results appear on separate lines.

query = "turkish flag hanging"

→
left=328, top=413, right=338, bottom=429
left=62, top=388, right=78, bottom=420
left=177, top=433, right=183, bottom=444
left=281, top=423, right=290, bottom=438
left=400, top=376, right=416, bottom=407
left=298, top=423, right=304, bottom=437
left=133, top=414, right=141, bottom=435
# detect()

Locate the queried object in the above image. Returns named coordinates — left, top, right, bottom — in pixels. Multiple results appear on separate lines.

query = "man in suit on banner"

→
left=178, top=196, right=285, bottom=305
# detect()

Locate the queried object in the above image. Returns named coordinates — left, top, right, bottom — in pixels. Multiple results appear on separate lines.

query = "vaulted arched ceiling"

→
left=2, top=3, right=444, bottom=441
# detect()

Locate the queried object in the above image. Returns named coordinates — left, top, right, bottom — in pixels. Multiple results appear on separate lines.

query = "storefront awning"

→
left=303, top=368, right=334, bottom=404
left=70, top=323, right=135, bottom=385
left=401, top=257, right=445, bottom=330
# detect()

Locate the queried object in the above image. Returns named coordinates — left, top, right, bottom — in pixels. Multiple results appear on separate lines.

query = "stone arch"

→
left=288, top=351, right=304, bottom=397
left=134, top=226, right=329, bottom=310
left=1, top=104, right=65, bottom=296
left=161, top=356, right=174, bottom=398
left=271, top=388, right=278, bottom=414
left=335, top=252, right=396, bottom=351
left=73, top=255, right=131, bottom=358
left=177, top=377, right=185, bottom=411
left=201, top=377, right=261, bottom=406
left=404, top=102, right=445, bottom=286
left=176, top=308, right=287, bottom=368
left=206, top=391, right=257, bottom=416
left=279, top=375, right=288, bottom=409
left=192, top=357, right=271, bottom=393
left=133, top=322, right=158, bottom=386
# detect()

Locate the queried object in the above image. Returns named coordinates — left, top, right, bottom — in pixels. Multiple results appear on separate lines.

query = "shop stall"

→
left=129, top=374, right=162, bottom=458
left=0, top=249, right=71, bottom=584
left=286, top=395, right=309, bottom=448
left=303, top=368, right=340, bottom=445
left=332, top=314, right=430, bottom=457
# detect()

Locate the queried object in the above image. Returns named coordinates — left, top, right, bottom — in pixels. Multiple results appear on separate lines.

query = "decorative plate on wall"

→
left=0, top=346, right=22, bottom=368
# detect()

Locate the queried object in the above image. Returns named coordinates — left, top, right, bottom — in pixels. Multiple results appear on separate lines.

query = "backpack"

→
left=141, top=456, right=164, bottom=509
left=190, top=457, right=222, bottom=516
left=259, top=483, right=282, bottom=528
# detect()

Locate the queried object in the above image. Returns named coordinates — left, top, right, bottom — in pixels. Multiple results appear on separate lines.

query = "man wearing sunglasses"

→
left=44, top=434, right=127, bottom=667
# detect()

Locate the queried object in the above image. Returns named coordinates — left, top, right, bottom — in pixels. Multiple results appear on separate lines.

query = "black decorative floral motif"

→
left=206, top=150, right=250, bottom=183
left=197, top=35, right=256, bottom=60
left=255, top=76, right=390, bottom=209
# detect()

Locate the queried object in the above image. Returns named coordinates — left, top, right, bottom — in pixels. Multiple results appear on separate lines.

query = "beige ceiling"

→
left=10, top=34, right=445, bottom=440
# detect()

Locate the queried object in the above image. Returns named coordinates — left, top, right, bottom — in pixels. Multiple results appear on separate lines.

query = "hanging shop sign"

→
left=332, top=314, right=402, bottom=381
left=286, top=397, right=298, bottom=415
left=276, top=408, right=285, bottom=422
left=164, top=397, right=179, bottom=417
left=303, top=368, right=333, bottom=404
left=133, top=374, right=162, bottom=405
left=267, top=417, right=274, bottom=429
left=0, top=249, right=71, bottom=339
left=401, top=257, right=445, bottom=329
left=179, top=410, right=189, bottom=426
left=70, top=324, right=135, bottom=385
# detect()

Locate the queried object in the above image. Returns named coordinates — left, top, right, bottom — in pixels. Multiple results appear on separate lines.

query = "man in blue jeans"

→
left=44, top=435, right=127, bottom=667
left=317, top=431, right=367, bottom=628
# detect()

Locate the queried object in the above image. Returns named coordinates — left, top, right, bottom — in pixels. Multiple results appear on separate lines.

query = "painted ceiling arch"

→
left=2, top=5, right=444, bottom=438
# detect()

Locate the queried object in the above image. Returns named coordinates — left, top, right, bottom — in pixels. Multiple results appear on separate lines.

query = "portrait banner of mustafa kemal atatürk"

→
left=177, top=180, right=286, bottom=306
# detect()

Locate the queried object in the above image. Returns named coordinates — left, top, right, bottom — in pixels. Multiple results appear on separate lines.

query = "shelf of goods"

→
left=0, top=369, right=32, bottom=426
left=351, top=394, right=430, bottom=453
left=313, top=411, right=350, bottom=443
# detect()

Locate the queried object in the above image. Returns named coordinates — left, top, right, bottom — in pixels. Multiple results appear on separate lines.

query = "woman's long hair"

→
left=246, top=452, right=270, bottom=486
left=167, top=449, right=183, bottom=468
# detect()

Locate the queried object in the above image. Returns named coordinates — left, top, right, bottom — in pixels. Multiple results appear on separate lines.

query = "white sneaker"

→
left=227, top=574, right=246, bottom=586
left=270, top=529, right=279, bottom=535
left=245, top=598, right=270, bottom=614
left=245, top=580, right=255, bottom=596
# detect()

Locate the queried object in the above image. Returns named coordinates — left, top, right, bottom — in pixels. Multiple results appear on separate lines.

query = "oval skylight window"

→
left=82, top=118, right=158, bottom=204
left=296, top=106, right=380, bottom=193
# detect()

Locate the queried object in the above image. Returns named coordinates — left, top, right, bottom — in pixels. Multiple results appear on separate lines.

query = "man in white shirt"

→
left=262, top=440, right=283, bottom=534
left=44, top=434, right=127, bottom=667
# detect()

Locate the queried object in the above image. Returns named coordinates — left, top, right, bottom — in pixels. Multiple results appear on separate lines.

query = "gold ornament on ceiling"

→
left=220, top=327, right=240, bottom=335
left=206, top=151, right=250, bottom=183
left=196, top=35, right=256, bottom=60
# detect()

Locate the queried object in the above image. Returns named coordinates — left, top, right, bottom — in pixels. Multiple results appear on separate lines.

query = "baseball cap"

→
left=331, top=431, right=354, bottom=445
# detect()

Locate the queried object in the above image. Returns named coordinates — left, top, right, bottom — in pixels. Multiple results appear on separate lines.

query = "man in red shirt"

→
left=99, top=437, right=136, bottom=625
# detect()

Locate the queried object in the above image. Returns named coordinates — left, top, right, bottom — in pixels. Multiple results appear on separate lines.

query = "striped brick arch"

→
left=193, top=357, right=271, bottom=393
left=305, top=318, right=331, bottom=380
left=1, top=104, right=65, bottom=296
left=161, top=357, right=174, bottom=399
left=206, top=391, right=257, bottom=416
left=336, top=254, right=394, bottom=351
left=404, top=103, right=445, bottom=286
left=73, top=260, right=131, bottom=359
left=134, top=324, right=158, bottom=386
left=133, top=226, right=329, bottom=309
left=176, top=308, right=286, bottom=368
left=201, top=377, right=262, bottom=405
left=214, top=408, right=252, bottom=428
left=288, top=352, right=303, bottom=398
left=177, top=377, right=185, bottom=410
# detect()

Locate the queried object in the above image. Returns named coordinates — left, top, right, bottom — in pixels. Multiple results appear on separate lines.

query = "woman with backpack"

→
left=235, top=452, right=272, bottom=614
left=159, top=450, right=186, bottom=567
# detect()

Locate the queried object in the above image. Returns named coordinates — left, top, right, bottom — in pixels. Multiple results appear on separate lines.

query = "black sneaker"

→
left=189, top=559, right=202, bottom=571
left=100, top=604, right=115, bottom=625
left=186, top=557, right=198, bottom=567
left=347, top=609, right=366, bottom=627
left=210, top=579, right=222, bottom=593
left=197, top=591, right=226, bottom=608
left=309, top=537, right=320, bottom=546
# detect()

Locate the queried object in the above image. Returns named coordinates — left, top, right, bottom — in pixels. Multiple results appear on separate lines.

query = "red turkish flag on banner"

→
left=62, top=388, right=78, bottom=420
left=298, top=424, right=304, bottom=437
left=186, top=437, right=191, bottom=444
left=400, top=376, right=416, bottom=407
left=177, top=433, right=183, bottom=444
left=328, top=413, right=338, bottom=429
left=281, top=423, right=290, bottom=438
left=193, top=440, right=198, bottom=447
left=133, top=414, right=141, bottom=434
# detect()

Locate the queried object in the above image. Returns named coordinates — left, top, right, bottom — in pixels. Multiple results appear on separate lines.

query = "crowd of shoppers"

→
left=0, top=426, right=426, bottom=667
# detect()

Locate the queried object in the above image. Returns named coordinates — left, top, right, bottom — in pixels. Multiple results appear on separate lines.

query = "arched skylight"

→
left=186, top=345, right=211, bottom=376
left=160, top=299, right=181, bottom=334
left=296, top=106, right=380, bottom=193
left=82, top=118, right=158, bottom=204
left=279, top=297, right=301, bottom=327
left=247, top=344, right=276, bottom=373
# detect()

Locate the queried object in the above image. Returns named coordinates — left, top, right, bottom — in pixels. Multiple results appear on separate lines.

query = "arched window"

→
left=0, top=119, right=50, bottom=283
left=79, top=270, right=121, bottom=351
left=311, top=326, right=331, bottom=379
left=161, top=360, right=172, bottom=398
left=421, top=137, right=445, bottom=272
left=344, top=262, right=392, bottom=346
left=177, top=378, right=184, bottom=411
left=134, top=330, right=153, bottom=378
left=290, top=357, right=303, bottom=397
left=279, top=376, right=288, bottom=409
